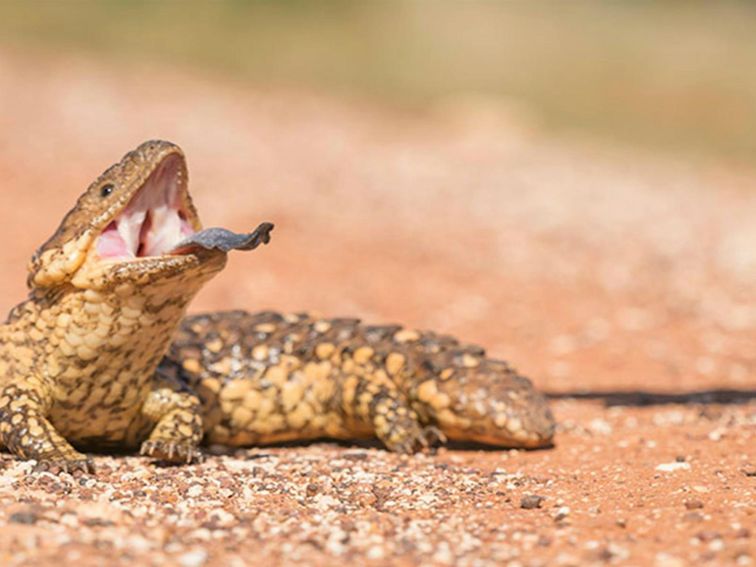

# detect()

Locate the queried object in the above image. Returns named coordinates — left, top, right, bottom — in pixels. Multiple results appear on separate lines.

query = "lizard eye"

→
left=100, top=184, right=114, bottom=198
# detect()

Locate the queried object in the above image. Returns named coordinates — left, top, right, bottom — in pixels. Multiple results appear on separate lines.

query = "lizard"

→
left=0, top=140, right=555, bottom=474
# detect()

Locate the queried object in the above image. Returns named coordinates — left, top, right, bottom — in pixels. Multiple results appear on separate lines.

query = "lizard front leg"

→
left=138, top=372, right=204, bottom=464
left=0, top=382, right=94, bottom=473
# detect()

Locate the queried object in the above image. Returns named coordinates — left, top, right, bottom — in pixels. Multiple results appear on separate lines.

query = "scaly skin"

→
left=0, top=140, right=554, bottom=474
left=161, top=311, right=555, bottom=452
left=0, top=141, right=245, bottom=473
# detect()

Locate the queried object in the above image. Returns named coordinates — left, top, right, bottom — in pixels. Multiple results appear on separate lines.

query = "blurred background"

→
left=4, top=1, right=756, bottom=160
left=0, top=1, right=753, bottom=393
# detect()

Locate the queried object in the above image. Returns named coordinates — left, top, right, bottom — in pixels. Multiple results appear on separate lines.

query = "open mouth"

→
left=95, top=151, right=274, bottom=263
left=96, top=155, right=195, bottom=260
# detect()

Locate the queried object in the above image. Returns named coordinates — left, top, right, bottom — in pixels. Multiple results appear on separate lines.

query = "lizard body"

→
left=0, top=141, right=554, bottom=473
left=163, top=311, right=554, bottom=452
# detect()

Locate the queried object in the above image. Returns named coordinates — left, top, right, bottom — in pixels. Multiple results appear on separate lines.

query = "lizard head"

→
left=28, top=140, right=271, bottom=292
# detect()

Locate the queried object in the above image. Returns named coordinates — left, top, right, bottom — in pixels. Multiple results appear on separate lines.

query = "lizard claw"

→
left=140, top=440, right=204, bottom=465
left=419, top=425, right=447, bottom=449
left=382, top=422, right=447, bottom=454
left=32, top=457, right=95, bottom=475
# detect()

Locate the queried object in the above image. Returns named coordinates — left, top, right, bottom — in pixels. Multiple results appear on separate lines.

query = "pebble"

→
left=655, top=462, right=691, bottom=473
left=178, top=550, right=209, bottom=567
left=684, top=499, right=704, bottom=510
left=588, top=418, right=613, bottom=435
left=520, top=494, right=545, bottom=509
left=9, top=510, right=39, bottom=525
left=554, top=506, right=571, bottom=522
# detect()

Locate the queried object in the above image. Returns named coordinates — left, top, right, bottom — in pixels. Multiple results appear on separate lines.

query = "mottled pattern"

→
left=160, top=311, right=555, bottom=452
left=0, top=141, right=229, bottom=473
left=0, top=140, right=554, bottom=474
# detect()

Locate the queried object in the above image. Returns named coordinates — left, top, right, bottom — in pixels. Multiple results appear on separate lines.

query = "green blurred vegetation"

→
left=1, top=1, right=755, bottom=162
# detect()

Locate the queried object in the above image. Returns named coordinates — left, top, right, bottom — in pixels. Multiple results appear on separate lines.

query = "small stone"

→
left=684, top=499, right=704, bottom=510
left=696, top=531, right=722, bottom=543
left=520, top=494, right=544, bottom=509
left=708, top=429, right=725, bottom=441
left=178, top=550, right=208, bottom=567
left=537, top=535, right=552, bottom=547
left=126, top=535, right=153, bottom=553
left=655, top=553, right=686, bottom=567
left=9, top=510, right=39, bottom=525
left=342, top=452, right=368, bottom=461
left=588, top=418, right=612, bottom=435
left=735, top=527, right=751, bottom=539
left=606, top=543, right=629, bottom=561
left=366, top=546, right=385, bottom=560
left=708, top=539, right=724, bottom=552
left=655, top=462, right=691, bottom=472
left=554, top=506, right=570, bottom=522
left=82, top=517, right=115, bottom=527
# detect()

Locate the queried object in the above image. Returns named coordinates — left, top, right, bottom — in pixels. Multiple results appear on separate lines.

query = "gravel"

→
left=0, top=48, right=753, bottom=566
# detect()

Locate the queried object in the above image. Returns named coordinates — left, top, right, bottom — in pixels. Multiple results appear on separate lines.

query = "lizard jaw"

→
left=96, top=154, right=196, bottom=260
left=28, top=140, right=272, bottom=290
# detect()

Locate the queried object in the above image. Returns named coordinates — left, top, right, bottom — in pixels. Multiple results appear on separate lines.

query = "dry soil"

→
left=0, top=50, right=753, bottom=566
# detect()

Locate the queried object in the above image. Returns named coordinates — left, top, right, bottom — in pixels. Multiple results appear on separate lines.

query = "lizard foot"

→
left=140, top=440, right=204, bottom=464
left=383, top=423, right=447, bottom=454
left=32, top=457, right=95, bottom=475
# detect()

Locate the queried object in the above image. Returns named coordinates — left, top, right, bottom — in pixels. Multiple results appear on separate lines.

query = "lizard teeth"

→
left=142, top=202, right=183, bottom=256
left=116, top=210, right=146, bottom=257
left=97, top=153, right=190, bottom=260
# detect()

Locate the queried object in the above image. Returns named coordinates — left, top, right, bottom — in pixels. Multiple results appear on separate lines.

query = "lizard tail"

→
left=397, top=333, right=556, bottom=449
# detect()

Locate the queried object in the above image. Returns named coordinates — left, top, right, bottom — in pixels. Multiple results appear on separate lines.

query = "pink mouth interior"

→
left=96, top=155, right=195, bottom=259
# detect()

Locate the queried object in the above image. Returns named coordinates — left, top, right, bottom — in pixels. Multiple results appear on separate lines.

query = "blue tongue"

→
left=172, top=222, right=273, bottom=253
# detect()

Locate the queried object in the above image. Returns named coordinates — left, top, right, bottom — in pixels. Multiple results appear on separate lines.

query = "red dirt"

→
left=0, top=50, right=753, bottom=566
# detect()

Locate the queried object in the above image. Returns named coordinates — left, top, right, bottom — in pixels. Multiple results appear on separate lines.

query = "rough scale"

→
left=0, top=140, right=554, bottom=474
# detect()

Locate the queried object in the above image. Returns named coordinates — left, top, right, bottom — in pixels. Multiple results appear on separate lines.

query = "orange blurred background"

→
left=0, top=1, right=753, bottom=394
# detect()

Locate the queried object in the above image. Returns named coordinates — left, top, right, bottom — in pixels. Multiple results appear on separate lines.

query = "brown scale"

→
left=160, top=310, right=555, bottom=453
left=0, top=141, right=260, bottom=473
left=0, top=140, right=554, bottom=475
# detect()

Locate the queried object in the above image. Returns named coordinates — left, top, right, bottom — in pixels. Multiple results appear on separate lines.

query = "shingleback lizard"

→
left=0, top=140, right=555, bottom=473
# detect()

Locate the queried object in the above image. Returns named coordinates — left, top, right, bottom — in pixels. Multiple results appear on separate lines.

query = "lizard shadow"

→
left=544, top=388, right=756, bottom=407
left=335, top=438, right=555, bottom=453
left=210, top=437, right=555, bottom=457
left=443, top=440, right=554, bottom=452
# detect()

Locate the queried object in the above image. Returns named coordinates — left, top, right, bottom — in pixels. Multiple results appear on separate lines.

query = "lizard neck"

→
left=47, top=276, right=213, bottom=383
left=8, top=250, right=228, bottom=382
left=0, top=269, right=218, bottom=444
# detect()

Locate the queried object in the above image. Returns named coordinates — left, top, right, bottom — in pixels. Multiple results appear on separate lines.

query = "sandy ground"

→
left=0, top=49, right=753, bottom=566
